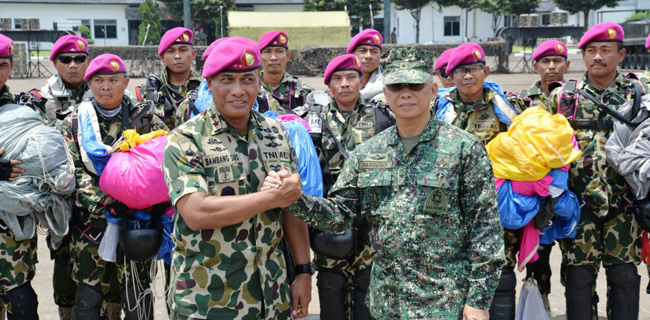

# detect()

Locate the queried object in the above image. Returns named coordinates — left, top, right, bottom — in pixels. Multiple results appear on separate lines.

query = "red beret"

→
left=646, top=33, right=650, bottom=50
left=347, top=29, right=383, bottom=53
left=258, top=31, right=289, bottom=50
left=50, top=35, right=88, bottom=61
left=433, top=48, right=455, bottom=72
left=324, top=54, right=362, bottom=85
left=84, top=54, right=126, bottom=81
left=0, top=33, right=14, bottom=59
left=446, top=42, right=485, bottom=74
left=202, top=37, right=229, bottom=60
left=532, top=40, right=567, bottom=62
left=158, top=27, right=193, bottom=56
left=578, top=22, right=623, bottom=49
left=202, top=37, right=261, bottom=79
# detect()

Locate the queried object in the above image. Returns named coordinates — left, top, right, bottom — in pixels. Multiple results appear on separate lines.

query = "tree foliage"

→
left=392, top=0, right=432, bottom=43
left=552, top=0, right=620, bottom=30
left=78, top=25, right=95, bottom=45
left=138, top=0, right=161, bottom=45
left=159, top=0, right=236, bottom=37
left=303, top=0, right=384, bottom=29
left=626, top=10, right=650, bottom=21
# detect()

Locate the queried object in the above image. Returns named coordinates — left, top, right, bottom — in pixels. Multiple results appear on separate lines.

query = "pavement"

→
left=6, top=53, right=650, bottom=319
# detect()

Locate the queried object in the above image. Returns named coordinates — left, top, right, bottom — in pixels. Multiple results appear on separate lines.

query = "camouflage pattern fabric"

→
left=0, top=86, right=40, bottom=295
left=548, top=72, right=645, bottom=270
left=261, top=71, right=313, bottom=110
left=174, top=91, right=283, bottom=126
left=163, top=105, right=298, bottom=319
left=381, top=46, right=433, bottom=85
left=59, top=97, right=166, bottom=293
left=38, top=74, right=90, bottom=122
left=288, top=116, right=505, bottom=318
left=523, top=81, right=553, bottom=112
left=144, top=68, right=202, bottom=129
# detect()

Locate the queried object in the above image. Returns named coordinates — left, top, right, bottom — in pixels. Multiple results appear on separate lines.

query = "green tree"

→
left=303, top=0, right=383, bottom=30
left=137, top=0, right=161, bottom=45
left=78, top=25, right=95, bottom=45
left=552, top=0, right=620, bottom=31
left=393, top=0, right=433, bottom=43
left=159, top=0, right=236, bottom=37
left=626, top=10, right=650, bottom=21
left=477, top=0, right=539, bottom=37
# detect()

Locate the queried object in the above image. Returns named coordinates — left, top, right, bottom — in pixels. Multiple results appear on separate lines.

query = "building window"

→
left=14, top=18, right=21, bottom=29
left=444, top=16, right=460, bottom=36
left=541, top=14, right=550, bottom=26
left=94, top=20, right=117, bottom=39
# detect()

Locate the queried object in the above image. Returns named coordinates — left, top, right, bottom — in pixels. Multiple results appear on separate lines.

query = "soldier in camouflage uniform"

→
left=60, top=54, right=167, bottom=320
left=264, top=46, right=505, bottom=320
left=162, top=37, right=312, bottom=320
left=0, top=33, right=40, bottom=320
left=440, top=42, right=524, bottom=320
left=258, top=31, right=312, bottom=111
left=433, top=47, right=456, bottom=89
left=137, top=27, right=202, bottom=129
left=348, top=29, right=384, bottom=102
left=524, top=40, right=571, bottom=113
left=549, top=22, right=646, bottom=320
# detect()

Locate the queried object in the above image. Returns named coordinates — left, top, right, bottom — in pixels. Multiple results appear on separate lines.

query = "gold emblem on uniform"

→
left=8, top=43, right=13, bottom=55
left=473, top=48, right=482, bottom=60
left=607, top=28, right=616, bottom=40
left=373, top=34, right=381, bottom=44
left=109, top=60, right=120, bottom=71
left=244, top=52, right=254, bottom=67
left=556, top=43, right=564, bottom=54
left=77, top=40, right=86, bottom=50
left=279, top=34, right=287, bottom=44
left=182, top=33, right=190, bottom=42
left=354, top=57, right=361, bottom=68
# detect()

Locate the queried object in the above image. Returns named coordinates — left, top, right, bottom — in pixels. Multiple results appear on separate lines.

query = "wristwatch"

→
left=294, top=262, right=316, bottom=276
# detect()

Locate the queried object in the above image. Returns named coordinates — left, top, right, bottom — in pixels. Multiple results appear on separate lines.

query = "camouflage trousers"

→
left=169, top=310, right=291, bottom=320
left=314, top=235, right=375, bottom=319
left=503, top=228, right=554, bottom=294
left=0, top=224, right=37, bottom=293
left=47, top=232, right=77, bottom=307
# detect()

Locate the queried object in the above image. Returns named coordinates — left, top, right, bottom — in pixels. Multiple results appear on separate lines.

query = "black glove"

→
left=105, top=199, right=133, bottom=219
left=0, top=159, right=14, bottom=181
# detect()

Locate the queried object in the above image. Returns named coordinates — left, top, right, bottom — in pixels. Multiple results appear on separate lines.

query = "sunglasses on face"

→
left=57, top=55, right=88, bottom=64
left=386, top=83, right=426, bottom=92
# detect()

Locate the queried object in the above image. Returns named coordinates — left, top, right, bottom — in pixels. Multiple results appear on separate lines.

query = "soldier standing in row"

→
left=524, top=40, right=570, bottom=112
left=60, top=54, right=167, bottom=319
left=433, top=47, right=456, bottom=89
left=265, top=46, right=504, bottom=320
left=138, top=27, right=202, bottom=129
left=162, top=37, right=312, bottom=320
left=550, top=22, right=646, bottom=320
left=348, top=29, right=384, bottom=102
left=258, top=30, right=312, bottom=111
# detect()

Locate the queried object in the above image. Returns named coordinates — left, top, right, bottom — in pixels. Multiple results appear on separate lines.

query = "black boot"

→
left=489, top=267, right=516, bottom=320
left=606, top=263, right=640, bottom=320
left=74, top=284, right=103, bottom=320
left=353, top=268, right=372, bottom=320
left=565, top=265, right=598, bottom=320
left=317, top=268, right=347, bottom=320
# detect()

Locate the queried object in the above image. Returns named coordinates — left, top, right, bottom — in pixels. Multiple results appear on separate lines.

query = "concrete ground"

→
left=6, top=53, right=650, bottom=319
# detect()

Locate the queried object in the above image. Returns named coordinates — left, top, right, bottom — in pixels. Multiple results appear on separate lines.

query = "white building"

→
left=0, top=0, right=143, bottom=49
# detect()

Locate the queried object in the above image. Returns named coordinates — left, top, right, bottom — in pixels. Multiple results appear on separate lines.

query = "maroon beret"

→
left=532, top=40, right=567, bottom=62
left=84, top=54, right=126, bottom=81
left=50, top=35, right=88, bottom=61
left=578, top=22, right=623, bottom=49
left=324, top=54, right=362, bottom=85
left=347, top=29, right=383, bottom=53
left=158, top=27, right=193, bottom=56
left=202, top=37, right=261, bottom=79
left=258, top=31, right=289, bottom=50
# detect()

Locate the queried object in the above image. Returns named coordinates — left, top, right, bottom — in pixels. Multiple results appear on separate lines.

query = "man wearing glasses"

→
left=433, top=47, right=456, bottom=89
left=439, top=42, right=523, bottom=320
left=263, top=46, right=504, bottom=320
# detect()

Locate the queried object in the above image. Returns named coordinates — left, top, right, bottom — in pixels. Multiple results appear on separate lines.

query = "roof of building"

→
left=0, top=0, right=142, bottom=4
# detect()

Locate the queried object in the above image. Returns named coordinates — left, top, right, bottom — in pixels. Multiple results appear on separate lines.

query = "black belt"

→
left=569, top=120, right=613, bottom=131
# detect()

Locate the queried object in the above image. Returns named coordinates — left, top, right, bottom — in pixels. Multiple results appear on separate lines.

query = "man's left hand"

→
left=463, top=305, right=489, bottom=320
left=290, top=273, right=312, bottom=318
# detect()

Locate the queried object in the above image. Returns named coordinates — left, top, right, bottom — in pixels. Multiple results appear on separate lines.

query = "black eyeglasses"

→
left=439, top=70, right=449, bottom=78
left=57, top=55, right=88, bottom=64
left=452, top=64, right=485, bottom=78
left=385, top=83, right=426, bottom=92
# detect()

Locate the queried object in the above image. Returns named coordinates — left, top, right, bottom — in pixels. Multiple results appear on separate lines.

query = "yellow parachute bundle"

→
left=486, top=107, right=582, bottom=181
left=118, top=129, right=169, bottom=152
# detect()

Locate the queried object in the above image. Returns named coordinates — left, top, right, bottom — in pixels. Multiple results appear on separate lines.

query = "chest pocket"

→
left=416, top=171, right=459, bottom=220
left=202, top=135, right=246, bottom=197
left=358, top=169, right=392, bottom=222
left=352, top=114, right=376, bottom=144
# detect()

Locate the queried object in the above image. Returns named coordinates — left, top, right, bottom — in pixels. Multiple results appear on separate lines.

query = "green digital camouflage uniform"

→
left=288, top=116, right=505, bottom=319
left=140, top=68, right=202, bottom=129
left=549, top=72, right=645, bottom=299
left=523, top=81, right=553, bottom=113
left=261, top=71, right=313, bottom=110
left=0, top=85, right=40, bottom=296
left=162, top=105, right=299, bottom=319
left=59, top=97, right=167, bottom=295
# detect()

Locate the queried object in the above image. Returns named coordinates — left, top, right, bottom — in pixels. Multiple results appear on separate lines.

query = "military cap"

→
left=202, top=37, right=261, bottom=79
left=323, top=54, right=362, bottom=85
left=347, top=29, right=383, bottom=53
left=202, top=37, right=229, bottom=60
left=577, top=22, right=624, bottom=49
left=445, top=42, right=485, bottom=74
left=158, top=27, right=193, bottom=56
left=382, top=46, right=433, bottom=85
left=532, top=40, right=567, bottom=62
left=49, top=35, right=88, bottom=61
left=84, top=53, right=126, bottom=81
left=258, top=31, right=289, bottom=50
left=433, top=47, right=455, bottom=72
left=0, top=33, right=14, bottom=59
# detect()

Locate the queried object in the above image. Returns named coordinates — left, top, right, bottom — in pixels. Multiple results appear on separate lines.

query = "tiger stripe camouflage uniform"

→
left=59, top=96, right=167, bottom=296
left=162, top=106, right=299, bottom=319
left=288, top=115, right=505, bottom=319
left=261, top=71, right=313, bottom=110
left=550, top=71, right=646, bottom=319
left=140, top=68, right=202, bottom=129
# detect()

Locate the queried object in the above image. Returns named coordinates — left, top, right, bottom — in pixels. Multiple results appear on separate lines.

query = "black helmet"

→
left=634, top=198, right=650, bottom=233
left=309, top=227, right=358, bottom=260
left=119, top=214, right=163, bottom=262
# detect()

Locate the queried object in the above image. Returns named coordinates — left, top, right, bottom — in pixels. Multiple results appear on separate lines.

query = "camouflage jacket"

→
left=288, top=116, right=505, bottom=318
left=523, top=81, right=553, bottom=112
left=550, top=71, right=648, bottom=217
left=443, top=87, right=522, bottom=145
left=140, top=68, right=203, bottom=129
left=59, top=97, right=167, bottom=229
left=320, top=96, right=377, bottom=177
left=261, top=71, right=313, bottom=110
left=162, top=105, right=299, bottom=319
left=39, top=75, right=91, bottom=122
left=1, top=85, right=49, bottom=123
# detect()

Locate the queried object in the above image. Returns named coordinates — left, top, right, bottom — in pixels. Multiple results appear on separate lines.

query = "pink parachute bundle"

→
left=99, top=131, right=170, bottom=210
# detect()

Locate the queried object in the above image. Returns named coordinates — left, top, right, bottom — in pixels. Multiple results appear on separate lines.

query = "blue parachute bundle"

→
left=436, top=81, right=518, bottom=126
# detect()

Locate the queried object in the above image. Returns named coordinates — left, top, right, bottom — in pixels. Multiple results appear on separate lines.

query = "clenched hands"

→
left=261, top=169, right=302, bottom=208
